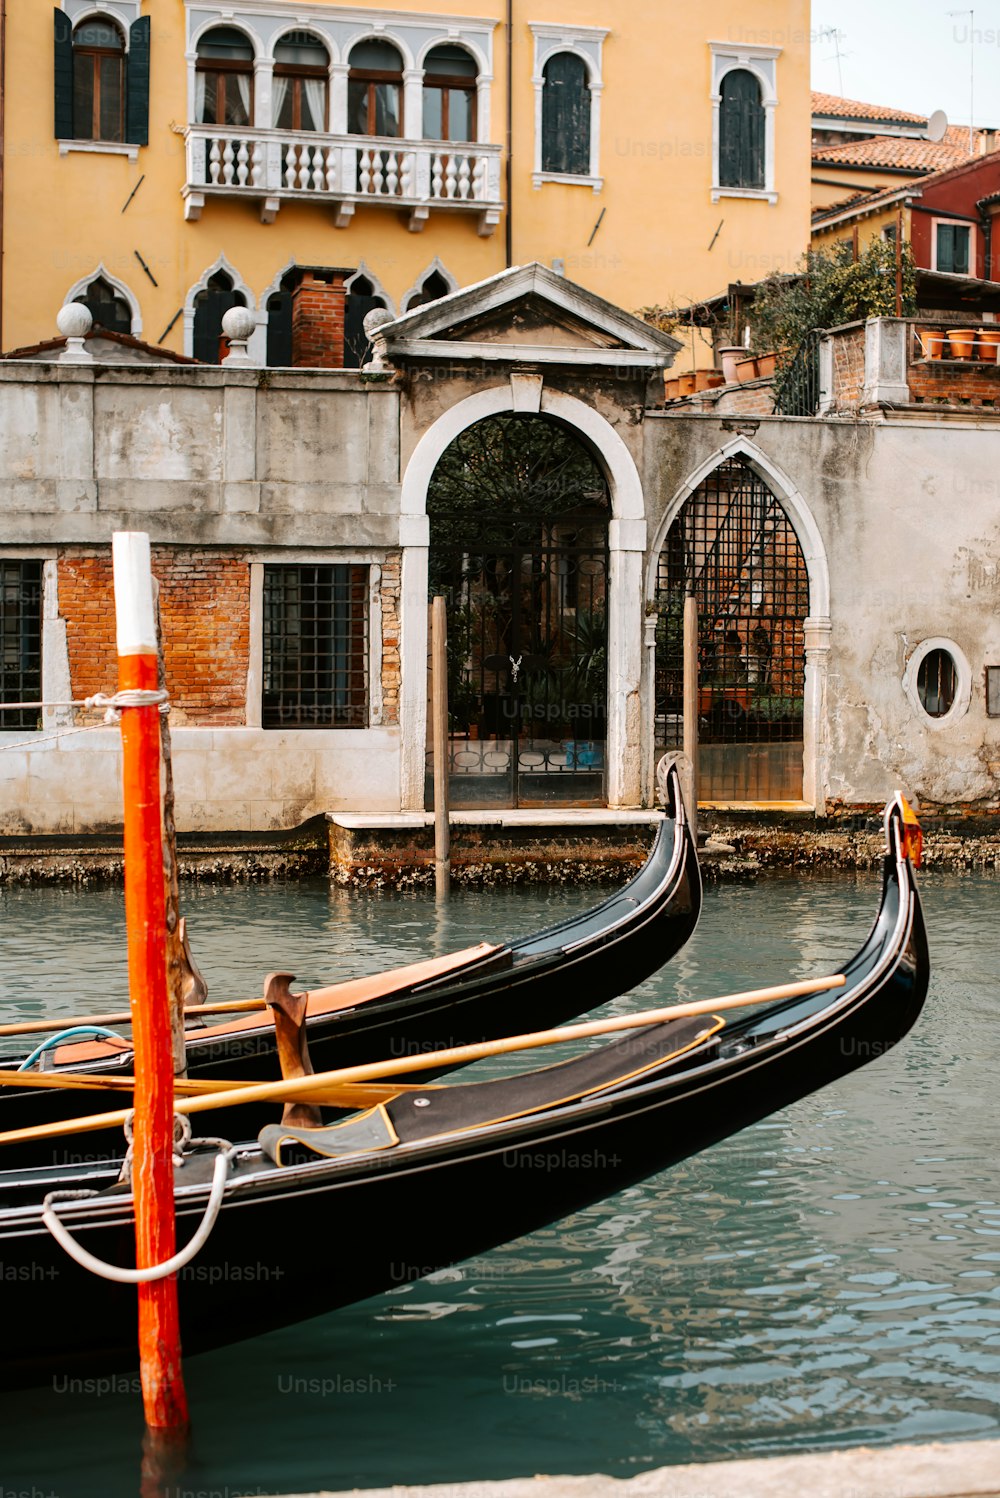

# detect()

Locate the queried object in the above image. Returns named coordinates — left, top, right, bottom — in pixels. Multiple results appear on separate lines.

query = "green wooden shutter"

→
left=541, top=53, right=591, bottom=176
left=125, top=16, right=150, bottom=146
left=53, top=9, right=73, bottom=139
left=719, top=70, right=765, bottom=190
left=954, top=227, right=970, bottom=275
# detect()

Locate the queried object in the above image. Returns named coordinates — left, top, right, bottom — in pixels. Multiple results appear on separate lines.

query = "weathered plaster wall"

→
left=0, top=365, right=400, bottom=547
left=644, top=412, right=1000, bottom=810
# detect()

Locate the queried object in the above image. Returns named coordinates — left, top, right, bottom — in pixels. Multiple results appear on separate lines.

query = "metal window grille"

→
left=262, top=564, right=368, bottom=730
left=654, top=460, right=809, bottom=749
left=916, top=648, right=957, bottom=718
left=987, top=666, right=1000, bottom=717
left=0, top=561, right=42, bottom=731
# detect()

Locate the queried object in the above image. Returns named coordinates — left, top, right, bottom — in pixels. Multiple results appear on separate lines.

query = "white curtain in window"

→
left=303, top=78, right=327, bottom=132
left=271, top=74, right=290, bottom=128
left=194, top=72, right=207, bottom=123
left=235, top=71, right=251, bottom=123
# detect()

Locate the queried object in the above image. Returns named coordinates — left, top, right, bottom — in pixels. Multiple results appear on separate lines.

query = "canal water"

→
left=0, top=867, right=998, bottom=1496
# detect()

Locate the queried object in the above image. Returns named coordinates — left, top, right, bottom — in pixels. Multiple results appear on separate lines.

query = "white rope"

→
left=0, top=688, right=169, bottom=716
left=0, top=688, right=171, bottom=748
left=41, top=1138, right=235, bottom=1285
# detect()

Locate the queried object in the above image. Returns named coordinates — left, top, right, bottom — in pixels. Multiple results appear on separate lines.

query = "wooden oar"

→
left=0, top=974, right=846, bottom=1149
left=0, top=999, right=269, bottom=1038
left=0, top=1068, right=425, bottom=1109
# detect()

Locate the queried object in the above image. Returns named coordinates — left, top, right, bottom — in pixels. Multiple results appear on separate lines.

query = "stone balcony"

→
left=182, top=125, right=503, bottom=235
left=819, top=316, right=1000, bottom=415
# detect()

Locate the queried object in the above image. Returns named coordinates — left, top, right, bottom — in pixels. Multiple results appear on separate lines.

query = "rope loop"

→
left=43, top=1128, right=237, bottom=1285
left=83, top=689, right=170, bottom=725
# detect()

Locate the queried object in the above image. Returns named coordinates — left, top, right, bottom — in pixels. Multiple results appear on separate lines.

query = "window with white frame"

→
left=422, top=44, right=477, bottom=141
left=273, top=30, right=330, bottom=131
left=196, top=26, right=254, bottom=126
left=530, top=24, right=606, bottom=189
left=934, top=220, right=971, bottom=276
left=709, top=43, right=780, bottom=204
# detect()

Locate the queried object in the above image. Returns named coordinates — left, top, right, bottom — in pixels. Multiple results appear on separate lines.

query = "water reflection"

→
left=0, top=871, right=997, bottom=1494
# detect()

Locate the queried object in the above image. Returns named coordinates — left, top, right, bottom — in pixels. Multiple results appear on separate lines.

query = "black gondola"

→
left=0, top=765, right=700, bottom=1160
left=0, top=794, right=928, bottom=1389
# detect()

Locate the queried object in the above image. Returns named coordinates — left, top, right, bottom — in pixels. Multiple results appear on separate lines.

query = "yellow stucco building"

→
left=2, top=2, right=811, bottom=365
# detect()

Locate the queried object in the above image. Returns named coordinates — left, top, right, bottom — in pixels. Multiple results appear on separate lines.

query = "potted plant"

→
left=755, top=351, right=778, bottom=378
left=735, top=354, right=759, bottom=382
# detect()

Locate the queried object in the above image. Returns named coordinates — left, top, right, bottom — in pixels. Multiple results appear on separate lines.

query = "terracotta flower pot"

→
left=977, top=328, right=1000, bottom=361
left=948, top=328, right=976, bottom=360
left=917, top=329, right=946, bottom=359
left=734, top=355, right=759, bottom=383
left=664, top=377, right=680, bottom=399
left=694, top=369, right=716, bottom=392
left=706, top=371, right=725, bottom=388
left=677, top=372, right=696, bottom=396
left=719, top=346, right=744, bottom=384
left=755, top=352, right=777, bottom=378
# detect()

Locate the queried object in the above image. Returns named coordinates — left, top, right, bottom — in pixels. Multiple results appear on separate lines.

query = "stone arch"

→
left=400, top=258, right=459, bottom=314
left=644, top=436, right=830, bottom=810
left=398, top=383, right=647, bottom=810
left=415, top=35, right=487, bottom=74
left=189, top=14, right=262, bottom=58
left=343, top=29, right=414, bottom=71
left=182, top=254, right=263, bottom=361
left=63, top=263, right=141, bottom=336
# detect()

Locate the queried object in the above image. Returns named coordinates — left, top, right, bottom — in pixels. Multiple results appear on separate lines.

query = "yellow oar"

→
left=0, top=974, right=845, bottom=1149
left=0, top=1068, right=427, bottom=1109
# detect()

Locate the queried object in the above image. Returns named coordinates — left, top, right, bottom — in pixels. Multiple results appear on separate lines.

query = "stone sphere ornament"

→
left=221, top=305, right=258, bottom=366
left=221, top=305, right=257, bottom=342
left=57, top=303, right=94, bottom=339
left=57, top=301, right=94, bottom=363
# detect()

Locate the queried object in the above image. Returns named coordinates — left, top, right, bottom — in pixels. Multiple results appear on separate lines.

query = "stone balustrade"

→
left=183, top=125, right=503, bottom=235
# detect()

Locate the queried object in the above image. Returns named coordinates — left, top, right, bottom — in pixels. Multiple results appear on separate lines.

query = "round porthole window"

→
left=902, top=637, right=971, bottom=729
left=916, top=648, right=957, bottom=717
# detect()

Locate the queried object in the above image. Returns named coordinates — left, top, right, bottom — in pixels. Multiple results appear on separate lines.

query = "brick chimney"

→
left=291, top=269, right=349, bottom=367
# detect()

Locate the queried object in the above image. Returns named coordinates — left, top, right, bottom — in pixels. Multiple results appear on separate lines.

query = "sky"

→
left=810, top=0, right=1000, bottom=126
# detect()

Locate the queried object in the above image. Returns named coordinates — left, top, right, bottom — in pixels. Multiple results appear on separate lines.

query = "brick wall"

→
left=830, top=325, right=866, bottom=410
left=907, top=358, right=1000, bottom=408
left=59, top=548, right=250, bottom=726
left=379, top=554, right=401, bottom=727
left=291, top=272, right=347, bottom=368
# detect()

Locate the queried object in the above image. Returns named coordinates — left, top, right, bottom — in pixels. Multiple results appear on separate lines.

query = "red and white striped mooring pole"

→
left=112, top=531, right=190, bottom=1440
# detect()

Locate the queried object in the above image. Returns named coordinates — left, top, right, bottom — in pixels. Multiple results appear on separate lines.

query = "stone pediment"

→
left=370, top=262, right=681, bottom=371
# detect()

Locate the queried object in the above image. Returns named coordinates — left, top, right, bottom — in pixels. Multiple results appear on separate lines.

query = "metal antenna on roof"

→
left=948, top=9, right=975, bottom=154
left=817, top=26, right=847, bottom=97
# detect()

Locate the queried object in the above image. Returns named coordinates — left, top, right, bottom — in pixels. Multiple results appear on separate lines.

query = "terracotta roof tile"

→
left=812, top=126, right=985, bottom=173
left=1, top=327, right=201, bottom=363
left=811, top=91, right=927, bottom=126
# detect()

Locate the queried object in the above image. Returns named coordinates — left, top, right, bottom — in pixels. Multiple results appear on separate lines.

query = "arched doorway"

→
left=427, top=413, right=610, bottom=807
left=654, top=457, right=809, bottom=802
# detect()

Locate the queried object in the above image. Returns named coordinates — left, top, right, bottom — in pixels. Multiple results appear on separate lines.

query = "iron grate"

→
left=655, top=459, right=808, bottom=749
left=262, top=564, right=368, bottom=729
left=0, top=560, right=42, bottom=731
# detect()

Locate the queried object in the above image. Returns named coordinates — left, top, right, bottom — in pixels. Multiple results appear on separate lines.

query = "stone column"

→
left=802, top=614, right=832, bottom=813
left=606, top=516, right=647, bottom=807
